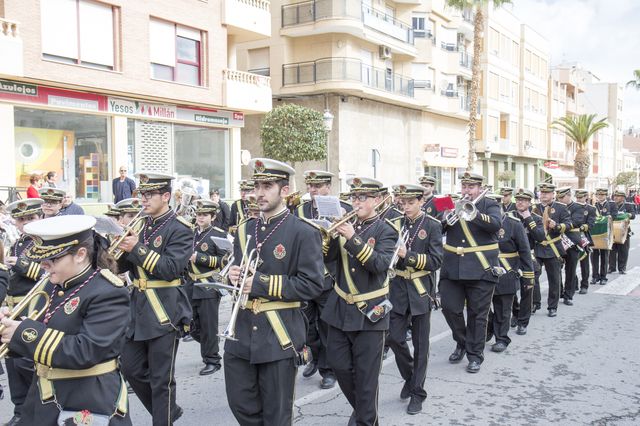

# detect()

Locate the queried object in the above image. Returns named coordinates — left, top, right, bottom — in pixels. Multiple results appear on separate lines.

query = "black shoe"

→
left=172, top=406, right=184, bottom=423
left=320, top=375, right=336, bottom=389
left=608, top=269, right=616, bottom=273
left=4, top=416, right=21, bottom=426
left=448, top=346, right=466, bottom=363
left=590, top=279, right=598, bottom=285
left=491, top=342, right=508, bottom=353
left=466, top=360, right=481, bottom=373
left=406, top=329, right=412, bottom=341
left=510, top=317, right=517, bottom=328
left=532, top=304, right=541, bottom=314
left=548, top=309, right=557, bottom=317
left=383, top=346, right=390, bottom=360
left=599, top=280, right=606, bottom=285
left=182, top=335, right=194, bottom=342
left=516, top=325, right=527, bottom=335
left=302, top=361, right=318, bottom=378
left=400, top=381, right=411, bottom=400
left=563, top=299, right=573, bottom=306
left=579, top=288, right=588, bottom=295
left=348, top=412, right=356, bottom=426
left=406, top=396, right=423, bottom=415
left=199, top=363, right=221, bottom=376
left=619, top=270, right=626, bottom=275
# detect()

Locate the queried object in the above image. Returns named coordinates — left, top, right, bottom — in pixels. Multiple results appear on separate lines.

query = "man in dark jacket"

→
left=112, top=166, right=136, bottom=203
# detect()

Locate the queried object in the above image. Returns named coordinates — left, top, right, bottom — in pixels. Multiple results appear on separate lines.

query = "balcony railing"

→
left=459, top=51, right=472, bottom=68
left=441, top=88, right=459, bottom=98
left=223, top=68, right=271, bottom=86
left=440, top=42, right=457, bottom=52
left=414, top=80, right=432, bottom=90
left=282, top=57, right=414, bottom=97
left=281, top=0, right=414, bottom=44
left=1, top=18, right=19, bottom=37
left=247, top=67, right=271, bottom=77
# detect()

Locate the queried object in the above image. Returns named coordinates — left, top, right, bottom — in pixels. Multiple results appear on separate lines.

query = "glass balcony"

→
left=459, top=51, right=472, bottom=68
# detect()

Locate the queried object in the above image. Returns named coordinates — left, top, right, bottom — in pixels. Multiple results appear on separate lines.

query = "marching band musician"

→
left=224, top=159, right=324, bottom=425
left=294, top=170, right=350, bottom=389
left=439, top=172, right=501, bottom=374
left=575, top=189, right=596, bottom=294
left=2, top=198, right=45, bottom=425
left=116, top=172, right=193, bottom=425
left=418, top=175, right=442, bottom=220
left=591, top=188, right=617, bottom=286
left=104, top=205, right=122, bottom=224
left=557, top=187, right=585, bottom=306
left=186, top=200, right=228, bottom=376
left=388, top=184, right=443, bottom=415
left=321, top=177, right=397, bottom=425
left=228, top=180, right=254, bottom=232
left=532, top=183, right=572, bottom=317
left=38, top=188, right=66, bottom=218
left=512, top=189, right=546, bottom=335
left=485, top=193, right=533, bottom=352
left=115, top=198, right=143, bottom=227
left=0, top=215, right=132, bottom=425
left=499, top=187, right=516, bottom=213
left=609, top=190, right=635, bottom=274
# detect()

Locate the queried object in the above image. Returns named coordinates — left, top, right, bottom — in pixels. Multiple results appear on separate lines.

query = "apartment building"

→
left=0, top=0, right=272, bottom=203
left=236, top=0, right=475, bottom=194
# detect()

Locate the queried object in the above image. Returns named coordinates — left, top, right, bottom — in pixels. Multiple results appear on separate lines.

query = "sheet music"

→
left=314, top=195, right=343, bottom=219
left=210, top=236, right=233, bottom=253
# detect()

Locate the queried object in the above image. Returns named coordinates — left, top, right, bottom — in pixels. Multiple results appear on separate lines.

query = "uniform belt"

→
left=4, top=295, right=25, bottom=308
left=498, top=252, right=519, bottom=258
left=569, top=228, right=582, bottom=233
left=132, top=278, right=181, bottom=291
left=334, top=284, right=389, bottom=304
left=444, top=243, right=499, bottom=256
left=540, top=236, right=561, bottom=246
left=188, top=270, right=217, bottom=281
left=242, top=298, right=301, bottom=314
left=36, top=359, right=117, bottom=380
left=394, top=269, right=430, bottom=280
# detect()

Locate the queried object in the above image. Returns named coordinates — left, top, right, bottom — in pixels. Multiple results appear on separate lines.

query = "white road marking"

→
left=595, top=266, right=640, bottom=295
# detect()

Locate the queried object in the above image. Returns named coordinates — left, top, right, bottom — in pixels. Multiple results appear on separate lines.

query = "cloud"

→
left=509, top=0, right=640, bottom=127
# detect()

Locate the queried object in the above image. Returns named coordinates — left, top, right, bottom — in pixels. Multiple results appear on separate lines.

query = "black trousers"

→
left=537, top=257, right=562, bottom=310
left=513, top=260, right=538, bottom=326
left=121, top=332, right=180, bottom=426
left=302, top=289, right=333, bottom=378
left=191, top=296, right=222, bottom=366
left=591, top=249, right=610, bottom=281
left=579, top=251, right=591, bottom=289
left=5, top=357, right=34, bottom=416
left=224, top=352, right=297, bottom=426
left=388, top=310, right=431, bottom=401
left=440, top=279, right=495, bottom=364
left=609, top=237, right=631, bottom=272
left=563, top=248, right=581, bottom=300
left=491, top=294, right=514, bottom=345
left=327, top=326, right=385, bottom=426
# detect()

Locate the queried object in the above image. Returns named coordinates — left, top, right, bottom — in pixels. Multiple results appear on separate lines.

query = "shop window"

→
left=14, top=108, right=110, bottom=202
left=150, top=18, right=203, bottom=86
left=41, top=0, right=117, bottom=70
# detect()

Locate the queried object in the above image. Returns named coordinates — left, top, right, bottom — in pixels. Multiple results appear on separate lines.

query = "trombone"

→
left=0, top=274, right=51, bottom=358
left=444, top=188, right=490, bottom=226
left=108, top=208, right=145, bottom=260
left=387, top=229, right=410, bottom=278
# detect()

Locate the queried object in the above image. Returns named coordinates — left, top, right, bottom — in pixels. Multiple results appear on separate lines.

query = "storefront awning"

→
left=539, top=166, right=577, bottom=182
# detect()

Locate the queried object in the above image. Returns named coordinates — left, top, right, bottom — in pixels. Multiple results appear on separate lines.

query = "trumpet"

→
left=194, top=254, right=235, bottom=291
left=319, top=208, right=361, bottom=241
left=0, top=274, right=51, bottom=358
left=388, top=229, right=410, bottom=278
left=444, top=188, right=490, bottom=226
left=108, top=209, right=145, bottom=260
left=285, top=191, right=302, bottom=209
left=218, top=235, right=260, bottom=342
left=375, top=194, right=393, bottom=214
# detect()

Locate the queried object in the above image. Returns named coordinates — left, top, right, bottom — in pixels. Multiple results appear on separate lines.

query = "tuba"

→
left=177, top=186, right=198, bottom=221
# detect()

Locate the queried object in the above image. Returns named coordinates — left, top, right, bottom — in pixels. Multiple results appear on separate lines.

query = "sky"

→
left=508, top=0, right=640, bottom=129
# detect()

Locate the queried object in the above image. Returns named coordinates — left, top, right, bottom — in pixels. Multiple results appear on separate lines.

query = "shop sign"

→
left=0, top=80, right=38, bottom=96
left=48, top=95, right=99, bottom=111
left=441, top=147, right=458, bottom=158
left=424, top=143, right=440, bottom=153
left=544, top=160, right=559, bottom=169
left=194, top=114, right=228, bottom=125
left=177, top=107, right=244, bottom=128
left=108, top=97, right=177, bottom=119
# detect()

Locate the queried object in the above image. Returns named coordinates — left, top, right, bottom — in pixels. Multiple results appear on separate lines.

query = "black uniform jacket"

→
left=422, top=195, right=444, bottom=221
left=565, top=201, right=589, bottom=246
left=379, top=205, right=403, bottom=221
left=531, top=201, right=572, bottom=259
left=502, top=201, right=516, bottom=213
left=517, top=212, right=546, bottom=252
left=595, top=200, right=618, bottom=218
left=584, top=203, right=597, bottom=244
left=8, top=234, right=46, bottom=299
left=188, top=225, right=228, bottom=300
left=0, top=264, right=8, bottom=301
left=390, top=213, right=443, bottom=316
left=118, top=209, right=193, bottom=341
left=495, top=213, right=533, bottom=295
left=321, top=217, right=398, bottom=332
left=441, top=197, right=502, bottom=283
left=229, top=199, right=248, bottom=229
left=10, top=266, right=130, bottom=417
left=213, top=201, right=231, bottom=231
left=225, top=209, right=325, bottom=364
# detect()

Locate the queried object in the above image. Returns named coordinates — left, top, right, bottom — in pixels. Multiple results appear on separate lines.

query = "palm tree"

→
left=551, top=114, right=609, bottom=188
left=446, top=0, right=512, bottom=171
left=626, top=70, right=640, bottom=89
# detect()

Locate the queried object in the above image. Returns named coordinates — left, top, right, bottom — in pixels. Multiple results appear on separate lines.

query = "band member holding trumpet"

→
left=609, top=190, right=635, bottom=274
left=117, top=172, right=193, bottom=425
left=229, top=180, right=254, bottom=233
left=321, top=177, right=398, bottom=425
left=224, top=158, right=324, bottom=426
left=294, top=170, right=351, bottom=389
left=439, top=172, right=501, bottom=374
left=0, top=215, right=132, bottom=425
left=575, top=189, right=596, bottom=294
left=532, top=183, right=572, bottom=317
left=388, top=184, right=442, bottom=415
left=2, top=198, right=45, bottom=425
left=187, top=200, right=228, bottom=376
left=592, top=188, right=617, bottom=285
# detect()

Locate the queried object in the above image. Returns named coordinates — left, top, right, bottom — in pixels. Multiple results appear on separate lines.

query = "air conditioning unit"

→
left=456, top=75, right=465, bottom=86
left=379, top=45, right=392, bottom=60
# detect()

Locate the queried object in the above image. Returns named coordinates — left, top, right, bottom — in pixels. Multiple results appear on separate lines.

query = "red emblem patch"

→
left=274, top=244, right=286, bottom=260
left=254, top=160, right=265, bottom=173
left=367, top=237, right=376, bottom=247
left=64, top=297, right=80, bottom=315
left=418, top=229, right=427, bottom=240
left=153, top=235, right=163, bottom=248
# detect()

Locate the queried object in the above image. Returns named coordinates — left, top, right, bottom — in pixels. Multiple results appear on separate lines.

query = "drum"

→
left=613, top=213, right=631, bottom=244
left=592, top=216, right=613, bottom=250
